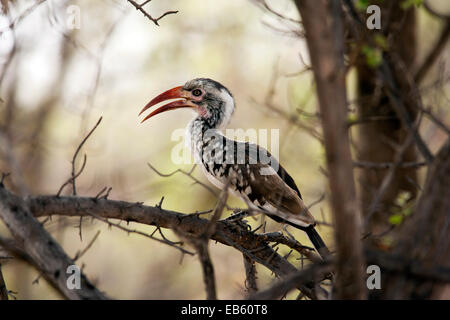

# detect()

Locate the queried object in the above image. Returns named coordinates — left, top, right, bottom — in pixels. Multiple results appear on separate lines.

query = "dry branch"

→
left=0, top=263, right=8, bottom=300
left=127, top=0, right=178, bottom=26
left=243, top=255, right=258, bottom=295
left=249, top=261, right=332, bottom=300
left=381, top=139, right=450, bottom=299
left=175, top=187, right=229, bottom=300
left=24, top=193, right=323, bottom=298
left=353, top=160, right=427, bottom=170
left=294, top=0, right=366, bottom=299
left=414, top=21, right=450, bottom=83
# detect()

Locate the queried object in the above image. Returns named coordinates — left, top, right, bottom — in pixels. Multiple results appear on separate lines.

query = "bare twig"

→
left=56, top=155, right=87, bottom=197
left=204, top=184, right=229, bottom=238
left=147, top=163, right=219, bottom=197
left=0, top=0, right=47, bottom=36
left=353, top=160, right=427, bottom=170
left=379, top=140, right=450, bottom=298
left=73, top=231, right=101, bottom=261
left=0, top=133, right=29, bottom=196
left=127, top=0, right=178, bottom=26
left=243, top=255, right=258, bottom=294
left=258, top=232, right=320, bottom=262
left=0, top=173, right=10, bottom=186
left=188, top=234, right=217, bottom=300
left=380, top=65, right=434, bottom=163
left=295, top=0, right=366, bottom=299
left=56, top=117, right=102, bottom=197
left=179, top=186, right=229, bottom=300
left=254, top=0, right=301, bottom=24
left=87, top=211, right=193, bottom=256
left=71, top=117, right=103, bottom=196
left=423, top=0, right=450, bottom=20
left=0, top=264, right=8, bottom=300
left=249, top=261, right=332, bottom=300
left=253, top=61, right=323, bottom=143
left=56, top=117, right=102, bottom=240
left=421, top=106, right=450, bottom=135
left=365, top=133, right=415, bottom=224
left=25, top=194, right=317, bottom=297
left=414, top=21, right=450, bottom=83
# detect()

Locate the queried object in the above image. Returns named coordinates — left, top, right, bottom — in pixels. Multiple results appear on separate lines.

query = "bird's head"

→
left=139, top=78, right=235, bottom=129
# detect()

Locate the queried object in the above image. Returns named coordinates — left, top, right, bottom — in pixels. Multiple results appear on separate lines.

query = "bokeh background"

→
left=0, top=0, right=448, bottom=299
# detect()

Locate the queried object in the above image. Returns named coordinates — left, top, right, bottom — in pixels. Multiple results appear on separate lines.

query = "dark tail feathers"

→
left=304, top=226, right=330, bottom=260
left=266, top=213, right=330, bottom=260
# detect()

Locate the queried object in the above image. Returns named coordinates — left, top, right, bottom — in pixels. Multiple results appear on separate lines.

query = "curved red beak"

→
left=139, top=86, right=196, bottom=123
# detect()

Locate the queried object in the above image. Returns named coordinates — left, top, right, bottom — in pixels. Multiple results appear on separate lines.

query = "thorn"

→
left=156, top=196, right=165, bottom=209
left=102, top=187, right=112, bottom=199
left=94, top=186, right=107, bottom=199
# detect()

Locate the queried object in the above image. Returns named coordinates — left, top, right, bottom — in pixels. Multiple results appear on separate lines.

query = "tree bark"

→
left=21, top=193, right=323, bottom=298
left=381, top=139, right=450, bottom=299
left=355, top=1, right=419, bottom=234
left=294, top=0, right=366, bottom=299
left=0, top=264, right=8, bottom=300
left=0, top=185, right=108, bottom=300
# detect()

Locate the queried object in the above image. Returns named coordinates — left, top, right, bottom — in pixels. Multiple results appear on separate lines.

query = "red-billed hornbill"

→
left=139, top=78, right=329, bottom=259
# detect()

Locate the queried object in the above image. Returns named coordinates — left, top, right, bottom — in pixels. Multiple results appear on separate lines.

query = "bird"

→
left=139, top=78, right=329, bottom=259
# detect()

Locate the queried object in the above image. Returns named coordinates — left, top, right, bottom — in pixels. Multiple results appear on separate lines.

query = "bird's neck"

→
left=186, top=117, right=225, bottom=157
left=187, top=117, right=223, bottom=140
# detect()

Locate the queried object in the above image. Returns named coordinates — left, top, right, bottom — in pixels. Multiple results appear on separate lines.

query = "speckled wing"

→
left=214, top=141, right=316, bottom=227
left=243, top=142, right=315, bottom=227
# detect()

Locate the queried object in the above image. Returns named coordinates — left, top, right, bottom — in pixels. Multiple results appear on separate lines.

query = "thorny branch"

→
left=127, top=0, right=178, bottom=26
left=0, top=185, right=107, bottom=299
left=365, top=132, right=416, bottom=226
left=88, top=211, right=194, bottom=256
left=249, top=260, right=332, bottom=300
left=54, top=116, right=103, bottom=242
left=254, top=60, right=323, bottom=143
left=23, top=192, right=323, bottom=298
left=243, top=254, right=258, bottom=295
left=295, top=0, right=366, bottom=299
left=353, top=160, right=427, bottom=170
left=414, top=20, right=450, bottom=84
left=147, top=163, right=219, bottom=198
left=73, top=230, right=101, bottom=261
left=175, top=185, right=229, bottom=300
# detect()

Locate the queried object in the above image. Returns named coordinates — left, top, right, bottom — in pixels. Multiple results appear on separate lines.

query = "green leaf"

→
left=389, top=213, right=404, bottom=225
left=347, top=113, right=358, bottom=125
left=374, top=34, right=388, bottom=51
left=355, top=0, right=369, bottom=10
left=361, top=45, right=382, bottom=68
left=401, top=0, right=423, bottom=9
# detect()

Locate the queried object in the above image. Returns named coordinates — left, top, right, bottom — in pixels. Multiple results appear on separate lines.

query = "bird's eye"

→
left=192, top=89, right=202, bottom=97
